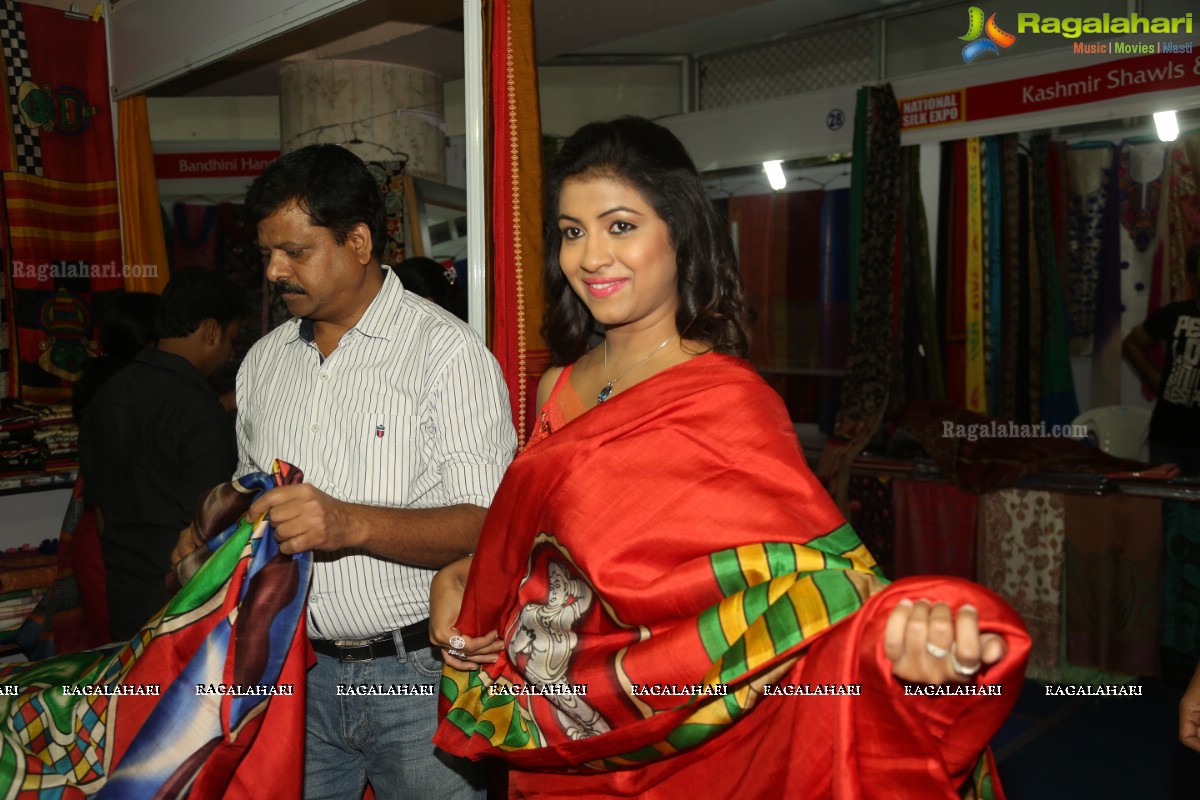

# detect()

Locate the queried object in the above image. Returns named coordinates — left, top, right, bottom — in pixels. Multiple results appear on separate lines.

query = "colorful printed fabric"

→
left=820, top=84, right=901, bottom=515
left=0, top=460, right=310, bottom=799
left=1065, top=145, right=1113, bottom=355
left=435, top=354, right=1029, bottom=798
left=0, top=2, right=114, bottom=181
left=978, top=488, right=1064, bottom=681
left=1, top=173, right=123, bottom=402
left=1165, top=136, right=1200, bottom=304
left=364, top=160, right=409, bottom=268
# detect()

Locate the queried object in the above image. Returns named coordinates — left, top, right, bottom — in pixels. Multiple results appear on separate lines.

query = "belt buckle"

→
left=334, top=637, right=381, bottom=663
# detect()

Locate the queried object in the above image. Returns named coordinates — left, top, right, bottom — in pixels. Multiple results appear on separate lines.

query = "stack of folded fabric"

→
left=32, top=401, right=79, bottom=473
left=0, top=400, right=79, bottom=491
left=0, top=402, right=43, bottom=486
left=0, top=542, right=58, bottom=659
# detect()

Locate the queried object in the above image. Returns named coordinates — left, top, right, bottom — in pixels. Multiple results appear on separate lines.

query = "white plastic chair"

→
left=1071, top=406, right=1152, bottom=460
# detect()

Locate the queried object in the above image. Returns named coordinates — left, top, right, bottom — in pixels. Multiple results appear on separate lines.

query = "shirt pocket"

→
left=332, top=413, right=421, bottom=506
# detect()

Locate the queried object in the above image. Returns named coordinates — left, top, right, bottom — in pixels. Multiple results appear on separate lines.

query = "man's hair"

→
left=245, top=144, right=387, bottom=260
left=540, top=116, right=751, bottom=364
left=156, top=267, right=249, bottom=339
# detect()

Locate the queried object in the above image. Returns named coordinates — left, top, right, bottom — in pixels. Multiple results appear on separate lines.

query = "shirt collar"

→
left=287, top=268, right=403, bottom=346
left=134, top=346, right=216, bottom=395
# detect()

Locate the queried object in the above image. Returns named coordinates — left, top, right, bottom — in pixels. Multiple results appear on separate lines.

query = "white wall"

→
left=443, top=63, right=683, bottom=140
left=0, top=489, right=70, bottom=550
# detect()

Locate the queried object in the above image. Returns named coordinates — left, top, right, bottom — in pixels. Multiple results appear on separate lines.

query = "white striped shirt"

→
left=235, top=268, right=517, bottom=639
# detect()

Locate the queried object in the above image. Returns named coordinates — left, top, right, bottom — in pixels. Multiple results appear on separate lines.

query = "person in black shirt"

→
left=1124, top=244, right=1200, bottom=474
left=80, top=268, right=248, bottom=640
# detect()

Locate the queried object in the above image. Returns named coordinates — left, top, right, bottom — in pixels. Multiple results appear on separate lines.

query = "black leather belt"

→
left=310, top=618, right=431, bottom=662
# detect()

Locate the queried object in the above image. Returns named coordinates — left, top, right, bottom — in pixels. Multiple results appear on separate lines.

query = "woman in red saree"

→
left=431, top=117, right=1029, bottom=799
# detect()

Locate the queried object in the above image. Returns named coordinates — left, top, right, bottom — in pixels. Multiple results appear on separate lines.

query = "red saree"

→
left=434, top=354, right=1029, bottom=798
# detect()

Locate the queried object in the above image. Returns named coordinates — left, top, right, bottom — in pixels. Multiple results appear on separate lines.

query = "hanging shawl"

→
left=0, top=460, right=310, bottom=799
left=435, top=355, right=1029, bottom=798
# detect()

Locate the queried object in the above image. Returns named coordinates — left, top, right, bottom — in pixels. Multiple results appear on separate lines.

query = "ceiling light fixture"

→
left=1154, top=110, right=1179, bottom=142
left=763, top=160, right=786, bottom=191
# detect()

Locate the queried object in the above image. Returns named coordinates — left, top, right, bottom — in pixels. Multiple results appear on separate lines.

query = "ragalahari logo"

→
left=960, top=7, right=1016, bottom=63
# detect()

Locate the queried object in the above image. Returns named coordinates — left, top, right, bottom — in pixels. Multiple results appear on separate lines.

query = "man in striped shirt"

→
left=182, top=144, right=517, bottom=799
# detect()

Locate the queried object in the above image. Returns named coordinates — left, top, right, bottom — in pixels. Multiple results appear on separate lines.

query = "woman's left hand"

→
left=884, top=599, right=1007, bottom=684
left=429, top=556, right=505, bottom=671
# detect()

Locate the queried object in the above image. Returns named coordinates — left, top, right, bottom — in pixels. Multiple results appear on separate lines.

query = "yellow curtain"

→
left=117, top=95, right=169, bottom=293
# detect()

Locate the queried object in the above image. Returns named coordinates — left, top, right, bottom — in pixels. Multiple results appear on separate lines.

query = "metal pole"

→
left=463, top=0, right=487, bottom=339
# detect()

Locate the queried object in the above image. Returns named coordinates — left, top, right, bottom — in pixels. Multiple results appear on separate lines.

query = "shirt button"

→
left=311, top=595, right=321, bottom=605
left=319, top=372, right=329, bottom=381
left=310, top=424, right=320, bottom=433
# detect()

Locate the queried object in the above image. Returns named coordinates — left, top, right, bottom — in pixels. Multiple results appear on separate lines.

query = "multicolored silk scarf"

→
left=0, top=460, right=310, bottom=799
left=435, top=355, right=1029, bottom=798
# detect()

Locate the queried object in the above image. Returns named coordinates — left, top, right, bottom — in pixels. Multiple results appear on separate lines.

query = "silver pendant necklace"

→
left=597, top=334, right=675, bottom=403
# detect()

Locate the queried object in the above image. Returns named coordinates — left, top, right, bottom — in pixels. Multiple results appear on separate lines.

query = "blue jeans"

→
left=304, top=630, right=485, bottom=800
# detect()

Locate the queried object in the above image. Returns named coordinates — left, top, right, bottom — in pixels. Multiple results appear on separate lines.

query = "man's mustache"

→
left=274, top=281, right=306, bottom=295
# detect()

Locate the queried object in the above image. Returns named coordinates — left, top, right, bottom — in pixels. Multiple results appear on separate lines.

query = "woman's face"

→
left=556, top=175, right=680, bottom=334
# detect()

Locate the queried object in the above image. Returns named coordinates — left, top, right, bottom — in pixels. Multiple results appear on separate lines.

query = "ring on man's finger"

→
left=949, top=643, right=981, bottom=676
left=449, top=635, right=467, bottom=650
left=924, top=641, right=950, bottom=659
left=447, top=648, right=466, bottom=658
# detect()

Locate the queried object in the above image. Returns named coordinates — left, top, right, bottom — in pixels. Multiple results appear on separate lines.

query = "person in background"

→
left=1123, top=244, right=1200, bottom=474
left=393, top=255, right=468, bottom=321
left=172, top=143, right=516, bottom=800
left=71, top=292, right=160, bottom=423
left=28, top=292, right=162, bottom=653
left=80, top=268, right=246, bottom=640
left=429, top=117, right=1028, bottom=799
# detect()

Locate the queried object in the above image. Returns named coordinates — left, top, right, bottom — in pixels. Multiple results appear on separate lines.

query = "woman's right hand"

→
left=430, top=555, right=504, bottom=671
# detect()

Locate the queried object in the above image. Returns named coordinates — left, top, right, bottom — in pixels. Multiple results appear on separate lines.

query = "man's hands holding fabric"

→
left=885, top=599, right=1006, bottom=684
left=170, top=522, right=204, bottom=567
left=248, top=483, right=354, bottom=554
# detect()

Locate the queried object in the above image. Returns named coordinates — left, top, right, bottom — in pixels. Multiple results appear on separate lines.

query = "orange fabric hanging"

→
left=116, top=95, right=169, bottom=293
